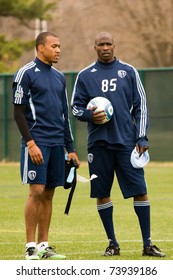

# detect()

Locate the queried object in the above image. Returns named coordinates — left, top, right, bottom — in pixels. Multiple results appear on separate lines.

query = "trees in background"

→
left=0, top=0, right=56, bottom=72
left=113, top=0, right=173, bottom=67
left=0, top=0, right=172, bottom=72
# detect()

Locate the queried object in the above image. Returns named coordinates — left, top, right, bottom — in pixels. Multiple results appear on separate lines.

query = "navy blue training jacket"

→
left=13, top=57, right=74, bottom=152
left=71, top=59, right=149, bottom=149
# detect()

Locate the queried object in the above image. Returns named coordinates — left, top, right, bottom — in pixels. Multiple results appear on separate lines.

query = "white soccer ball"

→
left=87, top=96, right=113, bottom=124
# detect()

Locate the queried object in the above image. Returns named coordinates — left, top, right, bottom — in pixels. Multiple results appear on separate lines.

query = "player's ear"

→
left=38, top=44, right=44, bottom=52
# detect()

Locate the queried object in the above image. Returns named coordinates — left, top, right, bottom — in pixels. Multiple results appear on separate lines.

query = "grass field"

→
left=0, top=162, right=172, bottom=260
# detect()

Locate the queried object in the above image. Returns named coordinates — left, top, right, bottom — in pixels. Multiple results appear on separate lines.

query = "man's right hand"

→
left=92, top=110, right=107, bottom=124
left=27, top=140, right=44, bottom=165
left=89, top=106, right=107, bottom=124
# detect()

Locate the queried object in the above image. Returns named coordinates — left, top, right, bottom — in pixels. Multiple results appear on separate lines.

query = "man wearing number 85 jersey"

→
left=71, top=31, right=165, bottom=257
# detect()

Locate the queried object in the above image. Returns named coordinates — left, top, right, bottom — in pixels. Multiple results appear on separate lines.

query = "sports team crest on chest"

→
left=118, top=70, right=127, bottom=78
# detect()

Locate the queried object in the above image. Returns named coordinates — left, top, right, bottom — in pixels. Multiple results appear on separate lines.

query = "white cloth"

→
left=130, top=147, right=150, bottom=168
left=77, top=174, right=98, bottom=182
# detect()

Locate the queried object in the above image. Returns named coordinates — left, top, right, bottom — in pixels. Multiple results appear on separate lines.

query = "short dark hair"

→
left=35, top=31, right=58, bottom=50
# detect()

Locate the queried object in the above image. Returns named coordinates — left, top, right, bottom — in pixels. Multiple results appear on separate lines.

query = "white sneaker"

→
left=25, top=247, right=39, bottom=260
left=38, top=246, right=66, bottom=260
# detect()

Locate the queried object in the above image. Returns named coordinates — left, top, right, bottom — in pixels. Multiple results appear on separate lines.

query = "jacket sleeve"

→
left=13, top=71, right=33, bottom=142
left=132, top=68, right=149, bottom=147
left=62, top=81, right=75, bottom=153
left=71, top=74, right=93, bottom=122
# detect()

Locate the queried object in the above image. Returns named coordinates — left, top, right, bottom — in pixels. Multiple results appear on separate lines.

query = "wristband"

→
left=27, top=140, right=35, bottom=149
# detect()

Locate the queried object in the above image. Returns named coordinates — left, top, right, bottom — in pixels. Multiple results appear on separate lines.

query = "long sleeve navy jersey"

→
left=71, top=59, right=149, bottom=149
left=13, top=57, right=74, bottom=152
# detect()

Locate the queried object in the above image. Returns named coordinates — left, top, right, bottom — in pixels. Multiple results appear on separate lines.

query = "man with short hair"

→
left=13, top=31, right=80, bottom=260
left=71, top=31, right=165, bottom=257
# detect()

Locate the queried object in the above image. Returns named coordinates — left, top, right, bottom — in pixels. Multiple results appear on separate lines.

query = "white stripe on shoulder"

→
left=52, top=66, right=64, bottom=75
left=15, top=61, right=36, bottom=84
left=77, top=61, right=96, bottom=75
left=71, top=62, right=96, bottom=106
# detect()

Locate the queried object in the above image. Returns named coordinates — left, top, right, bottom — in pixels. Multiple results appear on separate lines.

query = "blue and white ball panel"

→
left=87, top=96, right=113, bottom=123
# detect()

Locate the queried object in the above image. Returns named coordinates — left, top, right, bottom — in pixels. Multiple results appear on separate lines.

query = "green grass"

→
left=0, top=162, right=172, bottom=260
